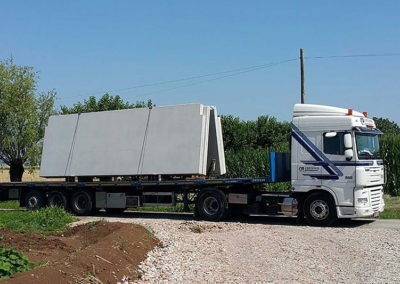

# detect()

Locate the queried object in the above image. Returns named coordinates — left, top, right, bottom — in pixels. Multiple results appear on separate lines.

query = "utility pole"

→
left=300, top=48, right=305, bottom=104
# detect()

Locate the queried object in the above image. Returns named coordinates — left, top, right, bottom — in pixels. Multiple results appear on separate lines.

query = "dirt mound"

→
left=0, top=221, right=159, bottom=283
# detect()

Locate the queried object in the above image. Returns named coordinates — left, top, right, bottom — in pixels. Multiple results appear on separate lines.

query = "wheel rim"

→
left=75, top=195, right=88, bottom=210
left=27, top=196, right=38, bottom=208
left=203, top=196, right=219, bottom=216
left=310, top=200, right=329, bottom=220
left=52, top=195, right=64, bottom=206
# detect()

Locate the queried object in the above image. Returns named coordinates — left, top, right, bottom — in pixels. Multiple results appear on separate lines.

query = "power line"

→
left=58, top=58, right=298, bottom=101
left=135, top=58, right=298, bottom=97
left=306, top=53, right=400, bottom=59
left=57, top=52, right=400, bottom=103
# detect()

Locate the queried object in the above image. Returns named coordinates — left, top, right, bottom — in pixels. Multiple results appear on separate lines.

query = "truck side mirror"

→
left=344, top=133, right=352, bottom=149
left=345, top=149, right=353, bottom=161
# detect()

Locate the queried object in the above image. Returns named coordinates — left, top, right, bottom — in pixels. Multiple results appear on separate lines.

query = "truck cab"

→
left=291, top=104, right=385, bottom=222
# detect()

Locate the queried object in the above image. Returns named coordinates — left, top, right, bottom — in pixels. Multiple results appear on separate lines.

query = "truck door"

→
left=291, top=127, right=322, bottom=187
left=321, top=132, right=355, bottom=206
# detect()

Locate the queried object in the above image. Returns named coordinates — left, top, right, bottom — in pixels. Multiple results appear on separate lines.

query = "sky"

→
left=1, top=1, right=399, bottom=123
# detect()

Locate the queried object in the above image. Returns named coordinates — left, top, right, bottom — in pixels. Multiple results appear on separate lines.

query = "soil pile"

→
left=0, top=221, right=159, bottom=283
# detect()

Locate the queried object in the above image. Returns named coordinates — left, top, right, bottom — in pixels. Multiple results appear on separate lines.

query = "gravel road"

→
left=76, top=213, right=400, bottom=283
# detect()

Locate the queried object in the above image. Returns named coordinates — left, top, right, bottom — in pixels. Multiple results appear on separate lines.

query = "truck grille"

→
left=370, top=187, right=382, bottom=212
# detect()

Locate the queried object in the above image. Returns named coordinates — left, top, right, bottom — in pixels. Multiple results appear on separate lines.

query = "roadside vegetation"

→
left=0, top=206, right=76, bottom=232
left=380, top=195, right=400, bottom=219
left=0, top=247, right=34, bottom=280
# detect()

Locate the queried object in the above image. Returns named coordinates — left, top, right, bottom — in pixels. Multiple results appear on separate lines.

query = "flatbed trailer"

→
left=0, top=153, right=294, bottom=221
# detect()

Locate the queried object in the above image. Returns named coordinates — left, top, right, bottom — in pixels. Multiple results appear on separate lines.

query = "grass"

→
left=189, top=226, right=204, bottom=233
left=0, top=200, right=20, bottom=209
left=380, top=195, right=400, bottom=219
left=0, top=207, right=76, bottom=232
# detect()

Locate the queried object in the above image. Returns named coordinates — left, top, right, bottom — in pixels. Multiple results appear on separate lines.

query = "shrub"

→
left=0, top=247, right=34, bottom=280
left=380, top=135, right=400, bottom=196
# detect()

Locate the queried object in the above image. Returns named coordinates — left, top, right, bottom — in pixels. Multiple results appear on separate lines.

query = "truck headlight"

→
left=357, top=197, right=368, bottom=204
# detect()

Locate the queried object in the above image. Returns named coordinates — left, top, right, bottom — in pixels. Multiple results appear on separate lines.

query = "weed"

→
left=89, top=221, right=100, bottom=231
left=0, top=247, right=34, bottom=280
left=190, top=226, right=203, bottom=233
left=38, top=260, right=49, bottom=267
left=118, top=240, right=127, bottom=251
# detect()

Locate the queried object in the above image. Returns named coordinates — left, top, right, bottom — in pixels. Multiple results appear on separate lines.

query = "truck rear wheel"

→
left=48, top=191, right=68, bottom=210
left=25, top=190, right=46, bottom=210
left=196, top=190, right=227, bottom=221
left=304, top=192, right=337, bottom=226
left=71, top=191, right=94, bottom=215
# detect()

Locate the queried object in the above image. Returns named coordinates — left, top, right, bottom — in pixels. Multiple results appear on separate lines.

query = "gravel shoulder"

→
left=76, top=213, right=400, bottom=283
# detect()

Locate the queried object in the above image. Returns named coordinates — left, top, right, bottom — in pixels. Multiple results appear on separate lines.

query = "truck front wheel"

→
left=71, top=191, right=94, bottom=215
left=196, top=190, right=227, bottom=221
left=304, top=192, right=337, bottom=226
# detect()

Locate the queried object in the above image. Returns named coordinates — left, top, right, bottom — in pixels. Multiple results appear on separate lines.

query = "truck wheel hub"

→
left=203, top=196, right=219, bottom=216
left=310, top=200, right=329, bottom=220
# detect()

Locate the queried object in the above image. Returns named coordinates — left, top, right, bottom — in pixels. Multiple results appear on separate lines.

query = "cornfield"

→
left=380, top=135, right=400, bottom=196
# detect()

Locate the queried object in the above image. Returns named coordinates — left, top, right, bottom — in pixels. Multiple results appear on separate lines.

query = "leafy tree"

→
left=60, top=94, right=153, bottom=114
left=221, top=114, right=290, bottom=152
left=373, top=117, right=400, bottom=136
left=0, top=58, right=56, bottom=181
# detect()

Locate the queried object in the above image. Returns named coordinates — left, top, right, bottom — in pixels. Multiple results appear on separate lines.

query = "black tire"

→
left=304, top=192, right=337, bottom=226
left=196, top=189, right=227, bottom=221
left=71, top=191, right=94, bottom=215
left=47, top=191, right=68, bottom=209
left=25, top=190, right=46, bottom=210
left=105, top=208, right=126, bottom=214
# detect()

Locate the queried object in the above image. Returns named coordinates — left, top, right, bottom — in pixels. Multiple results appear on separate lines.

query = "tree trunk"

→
left=9, top=160, right=24, bottom=182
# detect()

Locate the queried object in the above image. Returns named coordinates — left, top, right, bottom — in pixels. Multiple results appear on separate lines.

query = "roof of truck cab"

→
left=293, top=104, right=364, bottom=118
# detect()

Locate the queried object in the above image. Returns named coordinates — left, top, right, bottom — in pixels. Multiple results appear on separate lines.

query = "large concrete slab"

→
left=40, top=114, right=79, bottom=177
left=207, top=107, right=226, bottom=175
left=40, top=103, right=226, bottom=178
left=66, top=108, right=150, bottom=176
left=139, top=104, right=209, bottom=175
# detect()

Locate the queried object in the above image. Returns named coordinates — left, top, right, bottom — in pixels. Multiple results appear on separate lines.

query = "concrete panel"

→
left=67, top=108, right=150, bottom=176
left=40, top=114, right=79, bottom=177
left=40, top=103, right=226, bottom=178
left=207, top=107, right=226, bottom=175
left=139, top=104, right=208, bottom=175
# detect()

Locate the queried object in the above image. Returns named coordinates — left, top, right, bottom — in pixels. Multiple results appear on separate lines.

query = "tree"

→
left=60, top=94, right=153, bottom=114
left=373, top=117, right=400, bottom=136
left=0, top=58, right=56, bottom=181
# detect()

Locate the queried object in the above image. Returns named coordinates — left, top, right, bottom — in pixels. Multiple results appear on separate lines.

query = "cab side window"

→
left=323, top=133, right=344, bottom=155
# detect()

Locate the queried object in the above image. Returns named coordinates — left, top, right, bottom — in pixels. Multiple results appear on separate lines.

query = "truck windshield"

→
left=355, top=133, right=381, bottom=159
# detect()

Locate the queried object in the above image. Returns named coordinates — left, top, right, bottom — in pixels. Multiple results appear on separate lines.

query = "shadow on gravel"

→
left=94, top=211, right=377, bottom=228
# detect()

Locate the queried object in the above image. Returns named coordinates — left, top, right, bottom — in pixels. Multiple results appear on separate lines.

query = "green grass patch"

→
left=380, top=195, right=400, bottom=219
left=0, top=200, right=20, bottom=209
left=0, top=247, right=34, bottom=280
left=0, top=207, right=76, bottom=232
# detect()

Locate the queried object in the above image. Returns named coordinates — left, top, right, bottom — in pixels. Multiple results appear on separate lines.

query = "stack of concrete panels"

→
left=40, top=103, right=226, bottom=178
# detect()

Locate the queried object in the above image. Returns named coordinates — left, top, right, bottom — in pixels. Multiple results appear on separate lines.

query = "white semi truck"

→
left=0, top=103, right=385, bottom=226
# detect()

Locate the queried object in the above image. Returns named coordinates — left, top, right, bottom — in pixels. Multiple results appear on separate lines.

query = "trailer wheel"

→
left=71, top=191, right=94, bottom=215
left=304, top=192, right=337, bottom=226
left=25, top=190, right=46, bottom=210
left=48, top=191, right=68, bottom=210
left=196, top=190, right=227, bottom=221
